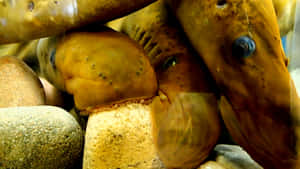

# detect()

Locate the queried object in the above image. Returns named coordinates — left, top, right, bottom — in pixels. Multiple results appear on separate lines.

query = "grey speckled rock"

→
left=214, top=144, right=264, bottom=169
left=0, top=106, right=83, bottom=169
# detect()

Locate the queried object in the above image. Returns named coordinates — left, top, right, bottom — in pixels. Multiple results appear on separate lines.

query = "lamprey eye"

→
left=162, top=56, right=178, bottom=70
left=232, top=36, right=256, bottom=58
left=49, top=48, right=56, bottom=69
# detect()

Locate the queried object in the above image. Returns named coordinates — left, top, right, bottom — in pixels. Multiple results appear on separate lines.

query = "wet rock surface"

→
left=40, top=77, right=66, bottom=107
left=0, top=106, right=83, bottom=169
left=0, top=56, right=45, bottom=107
left=83, top=103, right=164, bottom=169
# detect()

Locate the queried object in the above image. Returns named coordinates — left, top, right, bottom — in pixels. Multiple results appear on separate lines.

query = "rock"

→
left=40, top=77, right=68, bottom=107
left=83, top=103, right=164, bottom=169
left=0, top=56, right=45, bottom=107
left=0, top=106, right=83, bottom=169
left=214, top=144, right=263, bottom=169
left=198, top=161, right=227, bottom=169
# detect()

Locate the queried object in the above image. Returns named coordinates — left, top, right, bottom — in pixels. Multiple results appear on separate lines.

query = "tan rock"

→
left=83, top=103, right=164, bottom=169
left=0, top=106, right=83, bottom=169
left=198, top=161, right=227, bottom=169
left=0, top=56, right=45, bottom=107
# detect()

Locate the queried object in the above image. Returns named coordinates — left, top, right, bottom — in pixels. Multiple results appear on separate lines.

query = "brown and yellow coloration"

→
left=36, top=27, right=161, bottom=169
left=122, top=1, right=220, bottom=168
left=37, top=27, right=157, bottom=111
left=166, top=0, right=300, bottom=168
left=0, top=0, right=156, bottom=44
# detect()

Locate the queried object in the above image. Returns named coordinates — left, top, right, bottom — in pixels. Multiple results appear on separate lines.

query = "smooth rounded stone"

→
left=0, top=106, right=83, bottom=169
left=214, top=144, right=263, bottom=169
left=83, top=103, right=165, bottom=169
left=198, top=161, right=227, bottom=169
left=0, top=56, right=45, bottom=107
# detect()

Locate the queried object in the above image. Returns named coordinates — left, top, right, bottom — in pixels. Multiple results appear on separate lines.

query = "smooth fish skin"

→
left=166, top=0, right=300, bottom=169
left=121, top=1, right=221, bottom=168
left=0, top=0, right=156, bottom=44
left=37, top=27, right=157, bottom=111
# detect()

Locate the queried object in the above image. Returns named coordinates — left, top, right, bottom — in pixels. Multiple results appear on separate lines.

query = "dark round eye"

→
left=49, top=48, right=56, bottom=69
left=162, top=56, right=177, bottom=70
left=232, top=36, right=256, bottom=58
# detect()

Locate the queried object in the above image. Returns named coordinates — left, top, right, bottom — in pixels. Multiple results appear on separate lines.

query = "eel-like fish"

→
left=0, top=0, right=156, bottom=44
left=121, top=1, right=221, bottom=168
left=37, top=26, right=157, bottom=111
left=166, top=0, right=300, bottom=169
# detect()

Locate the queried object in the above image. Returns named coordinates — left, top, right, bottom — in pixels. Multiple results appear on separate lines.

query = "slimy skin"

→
left=38, top=27, right=157, bottom=111
left=121, top=1, right=220, bottom=168
left=121, top=0, right=217, bottom=99
left=166, top=0, right=300, bottom=168
left=0, top=0, right=156, bottom=44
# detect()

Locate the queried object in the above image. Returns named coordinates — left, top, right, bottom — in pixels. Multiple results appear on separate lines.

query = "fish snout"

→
left=150, top=92, right=220, bottom=169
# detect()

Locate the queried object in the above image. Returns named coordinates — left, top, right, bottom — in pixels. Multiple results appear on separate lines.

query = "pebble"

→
left=83, top=103, right=164, bottom=169
left=0, top=56, right=45, bottom=107
left=0, top=106, right=83, bottom=169
left=40, top=77, right=67, bottom=107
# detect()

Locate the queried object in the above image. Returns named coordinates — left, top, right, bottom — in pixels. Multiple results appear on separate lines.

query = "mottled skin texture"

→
left=121, top=1, right=220, bottom=168
left=0, top=0, right=156, bottom=44
left=166, top=0, right=300, bottom=168
left=38, top=27, right=157, bottom=111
